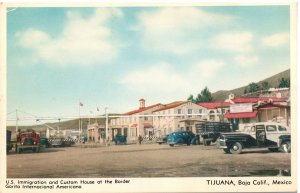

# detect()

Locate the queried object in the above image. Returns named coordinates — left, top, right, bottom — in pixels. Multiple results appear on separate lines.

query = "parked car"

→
left=114, top=135, right=127, bottom=145
left=157, top=135, right=169, bottom=144
left=217, top=122, right=291, bottom=154
left=39, top=138, right=51, bottom=148
left=167, top=131, right=199, bottom=147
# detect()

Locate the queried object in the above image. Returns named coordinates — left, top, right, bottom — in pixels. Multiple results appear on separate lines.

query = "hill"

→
left=211, top=69, right=290, bottom=101
left=6, top=115, right=118, bottom=133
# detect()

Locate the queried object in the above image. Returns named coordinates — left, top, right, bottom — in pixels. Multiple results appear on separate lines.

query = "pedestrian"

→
left=138, top=135, right=143, bottom=145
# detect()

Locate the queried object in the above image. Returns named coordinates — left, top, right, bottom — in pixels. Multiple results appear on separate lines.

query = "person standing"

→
left=138, top=135, right=143, bottom=145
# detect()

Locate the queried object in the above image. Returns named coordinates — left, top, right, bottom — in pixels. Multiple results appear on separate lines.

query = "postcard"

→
left=1, top=1, right=297, bottom=193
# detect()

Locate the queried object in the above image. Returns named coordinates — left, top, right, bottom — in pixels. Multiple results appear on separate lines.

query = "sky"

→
left=6, top=5, right=291, bottom=125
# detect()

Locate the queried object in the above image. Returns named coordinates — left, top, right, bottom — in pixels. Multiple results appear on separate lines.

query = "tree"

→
left=195, top=87, right=213, bottom=103
left=278, top=78, right=290, bottom=88
left=187, top=94, right=196, bottom=103
left=262, top=81, right=270, bottom=90
left=248, top=82, right=260, bottom=93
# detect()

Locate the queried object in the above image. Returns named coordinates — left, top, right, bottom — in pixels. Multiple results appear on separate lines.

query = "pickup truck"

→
left=217, top=122, right=291, bottom=154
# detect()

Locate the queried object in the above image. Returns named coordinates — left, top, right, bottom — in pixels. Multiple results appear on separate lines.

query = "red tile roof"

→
left=197, top=102, right=231, bottom=109
left=153, top=101, right=188, bottom=112
left=224, top=110, right=257, bottom=119
left=232, top=97, right=287, bottom=103
left=123, top=103, right=162, bottom=115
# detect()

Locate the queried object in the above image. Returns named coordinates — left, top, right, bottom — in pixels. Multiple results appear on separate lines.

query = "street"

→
left=7, top=143, right=291, bottom=178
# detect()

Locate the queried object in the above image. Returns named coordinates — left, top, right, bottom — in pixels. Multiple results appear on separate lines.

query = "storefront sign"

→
left=230, top=103, right=253, bottom=113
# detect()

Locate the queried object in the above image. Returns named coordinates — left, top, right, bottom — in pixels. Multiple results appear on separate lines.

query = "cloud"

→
left=135, top=7, right=233, bottom=55
left=119, top=63, right=190, bottom=94
left=119, top=59, right=225, bottom=101
left=234, top=55, right=259, bottom=67
left=262, top=32, right=289, bottom=47
left=212, top=31, right=253, bottom=53
left=15, top=8, right=123, bottom=67
left=191, top=59, right=225, bottom=79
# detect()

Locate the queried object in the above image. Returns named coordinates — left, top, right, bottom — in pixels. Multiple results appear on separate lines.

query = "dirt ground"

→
left=6, top=143, right=291, bottom=178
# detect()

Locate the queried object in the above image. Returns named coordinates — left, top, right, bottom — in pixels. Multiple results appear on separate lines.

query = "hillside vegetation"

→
left=211, top=69, right=290, bottom=101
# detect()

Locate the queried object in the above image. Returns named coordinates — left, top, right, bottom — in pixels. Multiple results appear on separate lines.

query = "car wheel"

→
left=204, top=140, right=211, bottom=146
left=280, top=142, right=291, bottom=153
left=195, top=139, right=200, bottom=145
left=223, top=148, right=230, bottom=154
left=169, top=144, right=174, bottom=147
left=229, top=142, right=243, bottom=154
left=268, top=148, right=279, bottom=152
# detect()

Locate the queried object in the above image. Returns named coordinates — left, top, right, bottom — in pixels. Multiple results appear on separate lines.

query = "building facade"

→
left=152, top=101, right=207, bottom=135
left=87, top=92, right=290, bottom=143
left=109, top=99, right=163, bottom=142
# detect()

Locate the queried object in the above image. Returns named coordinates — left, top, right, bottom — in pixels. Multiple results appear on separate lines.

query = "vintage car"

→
left=114, top=135, right=127, bottom=145
left=167, top=131, right=199, bottom=147
left=217, top=122, right=291, bottom=154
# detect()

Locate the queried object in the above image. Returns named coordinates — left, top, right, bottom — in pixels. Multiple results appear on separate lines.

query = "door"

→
left=265, top=125, right=278, bottom=147
left=255, top=125, right=267, bottom=146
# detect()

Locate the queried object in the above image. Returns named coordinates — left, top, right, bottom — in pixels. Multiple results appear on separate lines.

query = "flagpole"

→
left=78, top=100, right=81, bottom=143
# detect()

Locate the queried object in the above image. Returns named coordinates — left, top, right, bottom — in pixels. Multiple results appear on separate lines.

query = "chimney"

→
left=139, top=99, right=145, bottom=109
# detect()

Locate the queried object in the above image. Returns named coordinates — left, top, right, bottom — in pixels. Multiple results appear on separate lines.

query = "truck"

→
left=217, top=122, right=291, bottom=154
left=6, top=130, right=13, bottom=153
left=15, top=131, right=41, bottom=153
left=195, top=122, right=232, bottom=146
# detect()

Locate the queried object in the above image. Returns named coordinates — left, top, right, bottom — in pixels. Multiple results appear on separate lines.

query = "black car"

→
left=217, top=122, right=291, bottom=154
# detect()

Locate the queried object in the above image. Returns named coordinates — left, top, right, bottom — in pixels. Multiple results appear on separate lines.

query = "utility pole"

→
left=105, top=107, right=108, bottom=140
left=15, top=109, right=18, bottom=134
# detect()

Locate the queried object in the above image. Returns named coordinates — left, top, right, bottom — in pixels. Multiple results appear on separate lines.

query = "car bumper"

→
left=216, top=139, right=228, bottom=149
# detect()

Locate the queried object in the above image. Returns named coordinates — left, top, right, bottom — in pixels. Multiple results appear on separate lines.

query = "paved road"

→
left=7, top=143, right=291, bottom=178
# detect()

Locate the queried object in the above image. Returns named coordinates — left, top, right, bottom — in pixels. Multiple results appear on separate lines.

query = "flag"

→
left=79, top=102, right=83, bottom=107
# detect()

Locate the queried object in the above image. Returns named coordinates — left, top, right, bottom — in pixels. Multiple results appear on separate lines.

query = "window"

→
left=144, top=113, right=148, bottom=121
left=256, top=125, right=265, bottom=131
left=177, top=109, right=182, bottom=114
left=278, top=125, right=287, bottom=131
left=188, top=109, right=193, bottom=117
left=266, top=125, right=277, bottom=132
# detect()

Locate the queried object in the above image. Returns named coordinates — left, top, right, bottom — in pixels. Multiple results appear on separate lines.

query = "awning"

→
left=224, top=111, right=257, bottom=119
left=143, top=123, right=153, bottom=128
